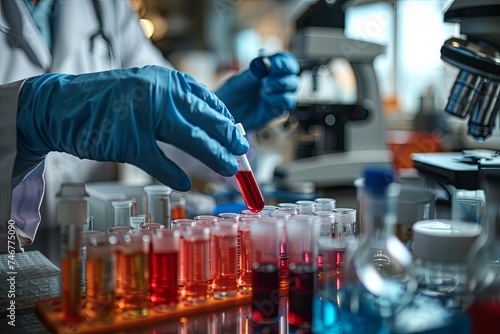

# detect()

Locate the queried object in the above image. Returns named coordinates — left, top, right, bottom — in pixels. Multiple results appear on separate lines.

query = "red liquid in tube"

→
left=235, top=170, right=265, bottom=213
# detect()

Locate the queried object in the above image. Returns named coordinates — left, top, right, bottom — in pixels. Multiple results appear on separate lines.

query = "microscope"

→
left=412, top=0, right=500, bottom=223
left=273, top=0, right=392, bottom=187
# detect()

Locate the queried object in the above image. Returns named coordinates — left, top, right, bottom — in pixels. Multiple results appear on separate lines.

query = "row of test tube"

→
left=61, top=191, right=357, bottom=330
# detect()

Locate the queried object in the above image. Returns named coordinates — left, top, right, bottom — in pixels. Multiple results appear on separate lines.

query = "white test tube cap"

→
left=235, top=123, right=246, bottom=136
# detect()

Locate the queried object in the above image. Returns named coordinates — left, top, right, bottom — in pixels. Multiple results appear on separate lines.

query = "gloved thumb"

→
left=135, top=146, right=192, bottom=191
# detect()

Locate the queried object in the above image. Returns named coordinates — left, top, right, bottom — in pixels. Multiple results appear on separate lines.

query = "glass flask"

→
left=339, top=167, right=417, bottom=331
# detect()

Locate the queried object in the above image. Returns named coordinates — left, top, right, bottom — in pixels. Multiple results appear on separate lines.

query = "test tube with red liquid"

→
left=234, top=123, right=265, bottom=213
left=171, top=219, right=196, bottom=289
left=151, top=229, right=181, bottom=310
left=212, top=222, right=239, bottom=298
left=249, top=217, right=284, bottom=325
left=238, top=218, right=255, bottom=294
left=286, top=215, right=321, bottom=329
left=182, top=226, right=211, bottom=304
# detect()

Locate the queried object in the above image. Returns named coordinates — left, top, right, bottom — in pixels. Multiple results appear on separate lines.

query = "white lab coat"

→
left=0, top=0, right=176, bottom=245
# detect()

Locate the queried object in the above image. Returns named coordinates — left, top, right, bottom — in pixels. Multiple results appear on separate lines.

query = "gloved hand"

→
left=215, top=52, right=300, bottom=132
left=15, top=66, right=249, bottom=191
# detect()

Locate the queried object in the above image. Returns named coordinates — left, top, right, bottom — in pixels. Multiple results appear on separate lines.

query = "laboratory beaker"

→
left=112, top=200, right=133, bottom=227
left=238, top=218, right=255, bottom=294
left=212, top=222, right=239, bottom=298
left=249, top=217, right=284, bottom=324
left=286, top=215, right=321, bottom=328
left=116, top=233, right=150, bottom=317
left=83, top=232, right=116, bottom=322
left=182, top=226, right=211, bottom=304
left=151, top=229, right=181, bottom=310
left=144, top=185, right=172, bottom=228
left=412, top=219, right=481, bottom=310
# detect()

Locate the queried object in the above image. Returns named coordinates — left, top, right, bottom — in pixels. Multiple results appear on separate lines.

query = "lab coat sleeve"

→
left=0, top=80, right=28, bottom=251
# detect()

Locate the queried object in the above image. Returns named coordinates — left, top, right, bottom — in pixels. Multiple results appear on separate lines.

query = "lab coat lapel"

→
left=0, top=0, right=52, bottom=71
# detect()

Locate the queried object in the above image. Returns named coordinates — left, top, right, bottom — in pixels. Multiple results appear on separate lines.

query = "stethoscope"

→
left=89, top=0, right=114, bottom=62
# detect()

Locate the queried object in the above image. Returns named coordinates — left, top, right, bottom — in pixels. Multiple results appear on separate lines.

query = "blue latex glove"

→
left=15, top=66, right=249, bottom=191
left=215, top=52, right=300, bottom=132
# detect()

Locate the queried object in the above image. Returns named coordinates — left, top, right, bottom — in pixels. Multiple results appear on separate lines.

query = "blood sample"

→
left=234, top=123, right=265, bottom=213
left=212, top=223, right=238, bottom=298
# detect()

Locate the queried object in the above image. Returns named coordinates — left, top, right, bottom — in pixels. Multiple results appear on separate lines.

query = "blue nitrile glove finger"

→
left=15, top=66, right=249, bottom=191
left=215, top=51, right=300, bottom=132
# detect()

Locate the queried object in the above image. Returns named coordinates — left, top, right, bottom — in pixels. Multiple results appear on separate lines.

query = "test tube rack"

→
left=35, top=293, right=252, bottom=334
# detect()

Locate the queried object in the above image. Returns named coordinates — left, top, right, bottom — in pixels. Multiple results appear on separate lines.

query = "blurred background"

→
left=127, top=0, right=498, bottom=179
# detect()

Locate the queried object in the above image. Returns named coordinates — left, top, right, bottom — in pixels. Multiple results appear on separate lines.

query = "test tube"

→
left=212, top=222, right=239, bottom=298
left=85, top=216, right=94, bottom=231
left=269, top=209, right=295, bottom=292
left=172, top=219, right=196, bottom=289
left=296, top=200, right=316, bottom=215
left=116, top=233, right=150, bottom=317
left=234, top=123, right=265, bottom=213
left=144, top=185, right=172, bottom=228
left=314, top=211, right=335, bottom=280
left=139, top=222, right=164, bottom=294
left=314, top=198, right=336, bottom=211
left=182, top=226, right=211, bottom=304
left=81, top=230, right=101, bottom=293
left=57, top=185, right=87, bottom=323
left=330, top=208, right=357, bottom=272
left=130, top=215, right=146, bottom=231
left=238, top=218, right=255, bottom=294
left=194, top=215, right=219, bottom=224
left=112, top=200, right=133, bottom=227
left=83, top=232, right=116, bottom=322
left=239, top=209, right=262, bottom=219
left=172, top=196, right=187, bottom=220
left=151, top=229, right=181, bottom=310
left=249, top=218, right=284, bottom=324
left=262, top=205, right=279, bottom=216
left=286, top=215, right=321, bottom=328
left=107, top=226, right=134, bottom=303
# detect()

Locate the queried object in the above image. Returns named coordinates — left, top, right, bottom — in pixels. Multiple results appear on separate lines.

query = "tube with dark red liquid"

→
left=234, top=123, right=265, bottom=213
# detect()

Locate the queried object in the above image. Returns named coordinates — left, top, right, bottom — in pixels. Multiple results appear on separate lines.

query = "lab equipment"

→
left=249, top=218, right=284, bottom=324
left=182, top=226, right=211, bottom=304
left=440, top=1, right=500, bottom=142
left=171, top=196, right=187, bottom=220
left=286, top=215, right=321, bottom=328
left=314, top=198, right=336, bottom=212
left=215, top=52, right=300, bottom=132
left=341, top=167, right=417, bottom=331
left=412, top=219, right=481, bottom=310
left=116, top=233, right=150, bottom=317
left=86, top=182, right=148, bottom=232
left=234, top=123, right=265, bottom=213
left=212, top=222, right=239, bottom=298
left=112, top=200, right=133, bottom=227
left=83, top=232, right=116, bottom=322
left=16, top=67, right=249, bottom=192
left=144, top=185, right=172, bottom=228
left=56, top=183, right=88, bottom=323
left=238, top=218, right=254, bottom=294
left=295, top=200, right=316, bottom=215
left=274, top=0, right=392, bottom=187
left=151, top=229, right=180, bottom=310
left=130, top=215, right=146, bottom=231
